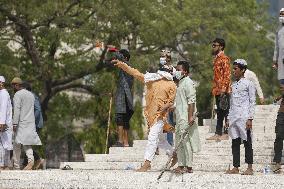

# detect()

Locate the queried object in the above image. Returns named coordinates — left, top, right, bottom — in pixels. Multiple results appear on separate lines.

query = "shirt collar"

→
left=216, top=51, right=224, bottom=58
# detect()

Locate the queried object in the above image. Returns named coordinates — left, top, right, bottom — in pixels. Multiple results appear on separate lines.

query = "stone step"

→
left=59, top=161, right=272, bottom=173
left=85, top=154, right=284, bottom=164
left=133, top=140, right=278, bottom=148
left=108, top=146, right=277, bottom=156
left=1, top=170, right=284, bottom=189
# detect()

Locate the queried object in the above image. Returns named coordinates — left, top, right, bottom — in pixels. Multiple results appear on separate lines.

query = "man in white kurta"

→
left=244, top=69, right=264, bottom=104
left=0, top=76, right=13, bottom=170
left=173, top=61, right=201, bottom=173
left=11, top=77, right=42, bottom=170
left=273, top=8, right=284, bottom=84
left=226, top=59, right=256, bottom=175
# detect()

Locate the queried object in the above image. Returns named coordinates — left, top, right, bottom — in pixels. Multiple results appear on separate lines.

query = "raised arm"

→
left=114, top=61, right=145, bottom=83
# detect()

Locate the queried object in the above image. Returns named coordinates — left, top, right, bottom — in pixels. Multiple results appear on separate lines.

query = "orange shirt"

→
left=115, top=62, right=176, bottom=128
left=212, top=51, right=231, bottom=96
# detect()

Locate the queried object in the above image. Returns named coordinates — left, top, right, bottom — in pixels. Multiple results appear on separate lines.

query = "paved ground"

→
left=1, top=105, right=283, bottom=188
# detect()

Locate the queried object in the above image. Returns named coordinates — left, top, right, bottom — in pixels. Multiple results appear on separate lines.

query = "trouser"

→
left=23, top=128, right=41, bottom=166
left=167, top=112, right=175, bottom=146
left=0, top=140, right=10, bottom=167
left=232, top=130, right=253, bottom=167
left=273, top=137, right=284, bottom=163
left=144, top=120, right=173, bottom=161
left=274, top=112, right=284, bottom=163
left=176, top=131, right=193, bottom=167
left=215, top=95, right=229, bottom=135
left=13, top=143, right=34, bottom=169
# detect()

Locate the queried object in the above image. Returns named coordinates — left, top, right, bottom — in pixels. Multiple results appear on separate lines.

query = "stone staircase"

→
left=1, top=105, right=284, bottom=189
left=60, top=105, right=282, bottom=173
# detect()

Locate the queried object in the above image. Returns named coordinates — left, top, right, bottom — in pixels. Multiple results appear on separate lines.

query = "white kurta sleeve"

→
left=273, top=31, right=279, bottom=62
left=0, top=92, right=8, bottom=124
left=248, top=82, right=256, bottom=120
left=12, top=93, right=21, bottom=126
left=249, top=71, right=264, bottom=99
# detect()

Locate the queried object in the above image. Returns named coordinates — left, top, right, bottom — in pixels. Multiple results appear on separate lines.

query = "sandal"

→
left=61, top=165, right=73, bottom=170
left=173, top=166, right=185, bottom=174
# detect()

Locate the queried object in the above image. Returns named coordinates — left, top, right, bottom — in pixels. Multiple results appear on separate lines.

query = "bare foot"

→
left=206, top=134, right=221, bottom=141
left=242, top=168, right=253, bottom=175
left=173, top=166, right=185, bottom=174
left=185, top=166, right=193, bottom=173
left=225, top=167, right=239, bottom=174
left=136, top=161, right=151, bottom=172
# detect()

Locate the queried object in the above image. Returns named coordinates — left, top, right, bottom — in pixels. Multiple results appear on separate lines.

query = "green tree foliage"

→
left=0, top=0, right=276, bottom=153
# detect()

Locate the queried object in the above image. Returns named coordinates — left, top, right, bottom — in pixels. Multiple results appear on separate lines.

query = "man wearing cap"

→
left=11, top=77, right=42, bottom=170
left=0, top=76, right=13, bottom=170
left=207, top=38, right=231, bottom=141
left=273, top=8, right=284, bottom=84
left=112, top=58, right=176, bottom=172
left=226, top=59, right=255, bottom=175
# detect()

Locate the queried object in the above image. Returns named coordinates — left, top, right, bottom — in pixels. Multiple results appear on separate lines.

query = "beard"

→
left=212, top=49, right=219, bottom=56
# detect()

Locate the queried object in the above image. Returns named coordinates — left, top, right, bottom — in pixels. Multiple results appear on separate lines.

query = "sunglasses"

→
left=212, top=44, right=220, bottom=48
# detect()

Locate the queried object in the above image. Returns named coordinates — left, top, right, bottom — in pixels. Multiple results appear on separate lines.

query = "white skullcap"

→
left=0, top=76, right=5, bottom=83
left=280, top=8, right=284, bottom=12
left=234, top=59, right=247, bottom=66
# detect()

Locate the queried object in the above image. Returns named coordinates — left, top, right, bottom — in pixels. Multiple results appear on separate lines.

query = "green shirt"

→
left=175, top=76, right=196, bottom=128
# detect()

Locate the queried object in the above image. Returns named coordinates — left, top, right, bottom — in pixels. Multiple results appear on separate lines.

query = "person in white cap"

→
left=237, top=59, right=264, bottom=104
left=11, top=77, right=42, bottom=170
left=0, top=76, right=13, bottom=170
left=226, top=59, right=256, bottom=175
left=273, top=8, right=284, bottom=84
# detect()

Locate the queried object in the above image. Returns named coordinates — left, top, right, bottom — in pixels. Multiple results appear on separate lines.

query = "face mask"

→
left=280, top=17, right=284, bottom=24
left=174, top=71, right=183, bottom=80
left=160, top=57, right=167, bottom=65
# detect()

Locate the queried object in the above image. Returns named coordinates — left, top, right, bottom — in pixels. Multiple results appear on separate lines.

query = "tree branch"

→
left=0, top=5, right=41, bottom=67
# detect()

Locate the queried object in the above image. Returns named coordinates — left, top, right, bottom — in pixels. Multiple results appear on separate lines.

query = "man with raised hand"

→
left=112, top=58, right=176, bottom=172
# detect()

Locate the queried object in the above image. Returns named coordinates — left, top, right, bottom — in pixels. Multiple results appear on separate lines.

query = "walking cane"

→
left=157, top=112, right=198, bottom=180
left=104, top=93, right=113, bottom=154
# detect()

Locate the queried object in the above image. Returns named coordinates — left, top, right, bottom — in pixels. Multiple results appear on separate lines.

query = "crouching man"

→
left=226, top=59, right=255, bottom=175
left=112, top=58, right=176, bottom=172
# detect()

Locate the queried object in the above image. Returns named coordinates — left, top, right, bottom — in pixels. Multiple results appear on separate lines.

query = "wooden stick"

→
left=105, top=94, right=113, bottom=154
left=157, top=113, right=198, bottom=180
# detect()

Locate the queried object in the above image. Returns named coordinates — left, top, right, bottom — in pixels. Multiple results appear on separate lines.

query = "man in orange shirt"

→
left=207, top=38, right=231, bottom=141
left=112, top=59, right=176, bottom=172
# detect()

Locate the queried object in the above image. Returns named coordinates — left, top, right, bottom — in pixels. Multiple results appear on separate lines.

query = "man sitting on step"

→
left=112, top=59, right=176, bottom=172
left=226, top=59, right=256, bottom=175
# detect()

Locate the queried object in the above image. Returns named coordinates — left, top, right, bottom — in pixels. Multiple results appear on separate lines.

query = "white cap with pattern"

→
left=0, top=76, right=5, bottom=83
left=234, top=59, right=247, bottom=66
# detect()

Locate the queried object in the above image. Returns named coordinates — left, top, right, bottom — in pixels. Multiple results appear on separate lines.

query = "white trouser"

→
left=0, top=140, right=10, bottom=167
left=13, top=143, right=34, bottom=169
left=144, top=120, right=173, bottom=161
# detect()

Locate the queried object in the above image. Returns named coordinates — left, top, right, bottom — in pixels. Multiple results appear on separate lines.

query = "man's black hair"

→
left=177, top=60, right=190, bottom=73
left=233, top=62, right=247, bottom=71
left=158, top=65, right=171, bottom=73
left=119, top=49, right=130, bottom=61
left=22, top=81, right=32, bottom=91
left=213, top=38, right=226, bottom=50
